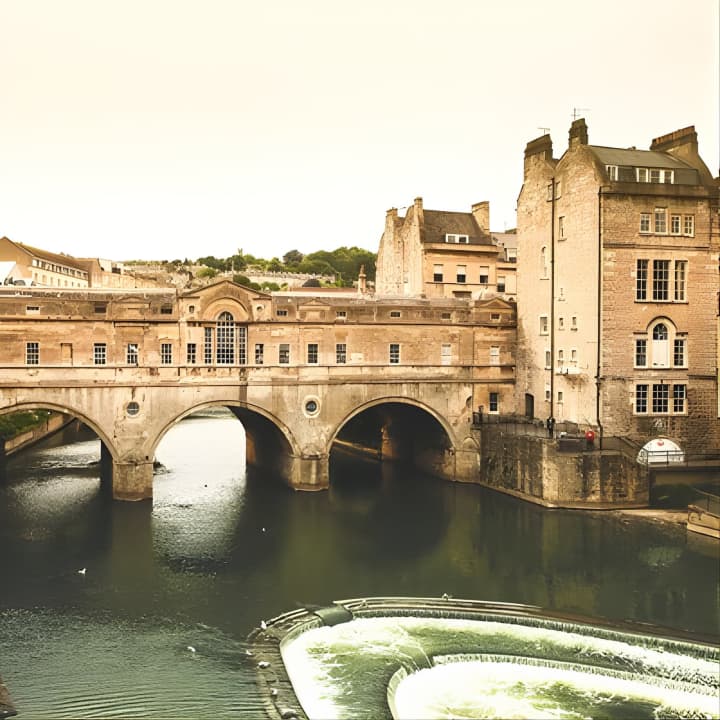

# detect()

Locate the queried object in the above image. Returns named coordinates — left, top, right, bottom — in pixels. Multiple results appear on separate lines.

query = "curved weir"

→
left=250, top=598, right=720, bottom=720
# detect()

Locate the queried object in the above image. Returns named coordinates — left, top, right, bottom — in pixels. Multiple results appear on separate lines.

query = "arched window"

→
left=634, top=318, right=686, bottom=369
left=216, top=312, right=235, bottom=365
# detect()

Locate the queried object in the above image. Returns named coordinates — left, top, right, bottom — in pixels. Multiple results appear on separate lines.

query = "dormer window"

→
left=636, top=168, right=673, bottom=184
left=445, top=234, right=469, bottom=244
left=606, top=165, right=618, bottom=181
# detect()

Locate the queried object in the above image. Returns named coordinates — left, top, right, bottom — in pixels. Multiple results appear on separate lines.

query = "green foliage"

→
left=0, top=410, right=53, bottom=440
left=233, top=274, right=252, bottom=286
left=197, top=267, right=218, bottom=279
left=192, top=245, right=376, bottom=284
left=261, top=281, right=281, bottom=291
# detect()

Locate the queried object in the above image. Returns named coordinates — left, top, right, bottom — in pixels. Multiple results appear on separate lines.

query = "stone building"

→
left=516, top=120, right=719, bottom=456
left=375, top=197, right=517, bottom=301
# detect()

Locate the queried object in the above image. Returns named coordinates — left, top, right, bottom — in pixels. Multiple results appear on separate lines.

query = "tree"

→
left=283, top=249, right=304, bottom=266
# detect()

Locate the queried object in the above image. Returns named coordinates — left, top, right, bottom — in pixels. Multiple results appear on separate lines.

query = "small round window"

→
left=303, top=397, right=320, bottom=417
left=126, top=401, right=140, bottom=417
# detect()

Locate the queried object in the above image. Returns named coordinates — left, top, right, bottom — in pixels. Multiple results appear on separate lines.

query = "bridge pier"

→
left=289, top=453, right=329, bottom=491
left=112, top=460, right=154, bottom=501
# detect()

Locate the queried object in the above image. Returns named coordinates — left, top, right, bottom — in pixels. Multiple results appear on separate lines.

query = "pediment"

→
left=181, top=280, right=271, bottom=323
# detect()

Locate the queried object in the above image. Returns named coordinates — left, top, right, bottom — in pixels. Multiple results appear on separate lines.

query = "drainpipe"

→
left=549, top=178, right=556, bottom=424
left=596, top=188, right=604, bottom=449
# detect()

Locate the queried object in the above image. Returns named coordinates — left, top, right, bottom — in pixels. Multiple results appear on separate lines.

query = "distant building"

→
left=375, top=197, right=516, bottom=301
left=0, top=236, right=90, bottom=287
left=516, top=119, right=719, bottom=455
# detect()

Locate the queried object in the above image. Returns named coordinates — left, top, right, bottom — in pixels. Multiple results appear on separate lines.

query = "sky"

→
left=1, top=0, right=718, bottom=262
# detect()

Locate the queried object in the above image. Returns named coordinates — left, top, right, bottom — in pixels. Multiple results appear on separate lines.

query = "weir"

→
left=250, top=597, right=720, bottom=720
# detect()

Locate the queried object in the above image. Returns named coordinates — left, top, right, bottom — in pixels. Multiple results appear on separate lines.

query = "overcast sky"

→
left=1, top=0, right=717, bottom=262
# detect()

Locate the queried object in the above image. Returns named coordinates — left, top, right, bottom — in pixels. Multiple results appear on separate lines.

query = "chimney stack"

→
left=471, top=201, right=490, bottom=235
left=568, top=118, right=588, bottom=149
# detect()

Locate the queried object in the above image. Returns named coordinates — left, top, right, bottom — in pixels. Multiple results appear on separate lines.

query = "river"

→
left=0, top=410, right=718, bottom=718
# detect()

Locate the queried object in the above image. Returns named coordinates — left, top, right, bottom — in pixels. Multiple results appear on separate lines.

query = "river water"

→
left=0, top=411, right=718, bottom=718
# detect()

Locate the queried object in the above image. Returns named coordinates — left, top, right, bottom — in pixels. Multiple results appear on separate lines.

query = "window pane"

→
left=674, top=260, right=686, bottom=301
left=186, top=343, right=196, bottom=364
left=636, top=260, right=648, bottom=300
left=255, top=344, right=264, bottom=365
left=161, top=343, right=172, bottom=365
left=26, top=342, right=39, bottom=365
left=654, top=208, right=667, bottom=233
left=307, top=343, right=319, bottom=364
left=683, top=215, right=694, bottom=236
left=652, top=384, right=668, bottom=413
left=279, top=344, right=290, bottom=364
left=652, top=260, right=669, bottom=300
left=216, top=311, right=235, bottom=365
left=336, top=343, right=347, bottom=364
left=670, top=215, right=681, bottom=234
left=127, top=343, right=139, bottom=365
left=204, top=327, right=213, bottom=364
left=636, top=385, right=648, bottom=413
left=673, top=384, right=686, bottom=413
left=489, top=392, right=499, bottom=412
left=94, top=343, right=107, bottom=365
left=673, top=338, right=685, bottom=367
left=635, top=339, right=647, bottom=366
left=639, top=214, right=650, bottom=233
left=389, top=343, right=400, bottom=364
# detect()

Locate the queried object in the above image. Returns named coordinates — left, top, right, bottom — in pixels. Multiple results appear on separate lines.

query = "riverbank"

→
left=1, top=411, right=73, bottom=457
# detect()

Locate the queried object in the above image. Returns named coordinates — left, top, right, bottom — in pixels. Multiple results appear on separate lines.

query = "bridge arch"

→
left=150, top=399, right=300, bottom=460
left=0, top=400, right=119, bottom=460
left=329, top=396, right=461, bottom=481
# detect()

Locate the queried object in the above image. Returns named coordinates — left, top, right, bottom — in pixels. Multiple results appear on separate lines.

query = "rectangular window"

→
left=639, top=213, right=651, bottom=233
left=479, top=266, right=489, bottom=284
left=636, top=384, right=648, bottom=413
left=652, top=383, right=669, bottom=414
left=160, top=305, right=172, bottom=315
left=674, top=260, right=687, bottom=301
left=161, top=343, right=172, bottom=365
left=650, top=169, right=661, bottom=183
left=673, top=338, right=686, bottom=367
left=336, top=343, right=347, bottom=364
left=571, top=348, right=577, bottom=363
left=456, top=265, right=466, bottom=283
left=446, top=234, right=469, bottom=243
left=545, top=350, right=551, bottom=369
left=636, top=168, right=648, bottom=182
left=186, top=343, right=196, bottom=364
left=390, top=311, right=401, bottom=318
left=94, top=343, right=107, bottom=365
left=25, top=305, right=40, bottom=314
left=635, top=339, right=647, bottom=367
left=558, top=316, right=564, bottom=330
left=683, top=215, right=694, bottom=237
left=571, top=316, right=577, bottom=330
left=636, top=259, right=648, bottom=300
left=654, top=208, right=667, bottom=234
left=540, top=315, right=548, bottom=335
left=489, top=392, right=499, bottom=413
left=279, top=344, right=290, bottom=364
left=545, top=386, right=551, bottom=401
left=606, top=165, right=618, bottom=180
left=26, top=342, right=39, bottom=365
left=558, top=216, right=565, bottom=238
left=307, top=343, right=319, bottom=364
left=673, top=384, right=687, bottom=414
left=94, top=304, right=107, bottom=314
left=127, top=343, right=139, bottom=365
left=652, top=260, right=669, bottom=301
left=441, top=343, right=452, bottom=366
left=557, top=391, right=563, bottom=403
left=497, top=275, right=506, bottom=292
left=276, top=309, right=288, bottom=317
left=490, top=346, right=500, bottom=365
left=336, top=310, right=347, bottom=320
left=204, top=327, right=213, bottom=364
left=389, top=343, right=400, bottom=364
left=255, top=343, right=264, bottom=365
left=670, top=214, right=681, bottom=235
left=558, top=349, right=564, bottom=363
left=433, top=264, right=443, bottom=282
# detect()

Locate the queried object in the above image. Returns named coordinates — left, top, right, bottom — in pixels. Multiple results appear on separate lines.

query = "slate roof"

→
left=422, top=210, right=492, bottom=245
left=588, top=146, right=694, bottom=170
left=13, top=240, right=90, bottom=272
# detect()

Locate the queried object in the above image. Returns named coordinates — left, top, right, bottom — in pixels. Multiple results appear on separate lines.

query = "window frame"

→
left=307, top=343, right=319, bottom=365
left=186, top=343, right=196, bottom=365
left=488, top=392, right=499, bottom=413
left=160, top=343, right=173, bottom=365
left=26, top=341, right=39, bottom=365
left=389, top=343, right=400, bottom=365
left=279, top=344, right=290, bottom=365
left=93, top=342, right=107, bottom=366
left=127, top=343, right=139, bottom=365
left=336, top=343, right=347, bottom=364
left=255, top=343, right=264, bottom=365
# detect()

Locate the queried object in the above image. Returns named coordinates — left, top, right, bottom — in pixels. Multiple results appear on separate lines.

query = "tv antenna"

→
left=538, top=127, right=550, bottom=135
left=572, top=107, right=590, bottom=120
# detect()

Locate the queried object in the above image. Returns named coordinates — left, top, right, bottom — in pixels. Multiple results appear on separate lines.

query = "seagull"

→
left=257, top=660, right=270, bottom=669
left=260, top=620, right=268, bottom=630
left=261, top=527, right=266, bottom=533
left=441, top=592, right=452, bottom=600
left=77, top=568, right=86, bottom=575
left=187, top=646, right=196, bottom=653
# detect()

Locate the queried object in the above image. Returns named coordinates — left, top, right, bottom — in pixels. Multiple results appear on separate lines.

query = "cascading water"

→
left=278, top=607, right=720, bottom=720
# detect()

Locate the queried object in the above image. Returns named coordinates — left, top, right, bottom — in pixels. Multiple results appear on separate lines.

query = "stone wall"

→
left=475, top=424, right=650, bottom=508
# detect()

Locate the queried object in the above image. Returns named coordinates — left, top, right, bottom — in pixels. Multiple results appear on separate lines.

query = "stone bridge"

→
left=0, top=282, right=517, bottom=499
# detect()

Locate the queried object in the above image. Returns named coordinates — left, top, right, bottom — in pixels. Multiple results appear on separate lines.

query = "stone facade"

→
left=516, top=120, right=719, bottom=457
left=375, top=197, right=517, bottom=301
left=0, top=281, right=516, bottom=499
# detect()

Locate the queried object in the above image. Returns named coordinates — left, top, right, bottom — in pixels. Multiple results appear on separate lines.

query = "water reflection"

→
left=0, top=412, right=717, bottom=718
